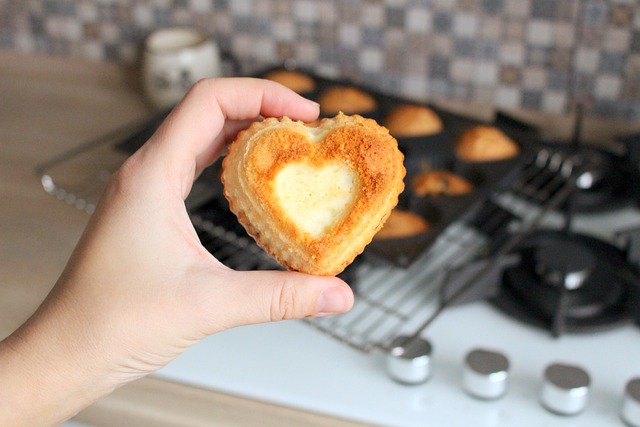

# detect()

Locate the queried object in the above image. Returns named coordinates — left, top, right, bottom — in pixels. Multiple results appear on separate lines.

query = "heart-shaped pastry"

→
left=222, top=113, right=405, bottom=275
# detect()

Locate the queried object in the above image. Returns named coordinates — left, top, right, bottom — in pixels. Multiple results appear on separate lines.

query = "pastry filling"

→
left=273, top=161, right=359, bottom=238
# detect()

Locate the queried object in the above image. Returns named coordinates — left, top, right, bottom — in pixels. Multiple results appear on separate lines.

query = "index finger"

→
left=143, top=77, right=320, bottom=198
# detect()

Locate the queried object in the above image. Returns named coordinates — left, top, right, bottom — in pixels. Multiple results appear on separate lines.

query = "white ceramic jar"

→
left=142, top=27, right=221, bottom=109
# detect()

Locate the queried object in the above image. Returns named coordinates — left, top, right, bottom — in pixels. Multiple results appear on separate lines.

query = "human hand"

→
left=0, top=78, right=354, bottom=426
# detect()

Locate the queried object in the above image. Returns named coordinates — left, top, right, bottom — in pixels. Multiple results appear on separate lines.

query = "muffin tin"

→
left=260, top=67, right=542, bottom=267
left=116, top=67, right=543, bottom=269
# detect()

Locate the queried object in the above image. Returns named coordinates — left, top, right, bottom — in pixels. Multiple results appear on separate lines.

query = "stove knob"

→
left=386, top=336, right=432, bottom=385
left=540, top=363, right=590, bottom=415
left=621, top=378, right=640, bottom=427
left=463, top=348, right=510, bottom=400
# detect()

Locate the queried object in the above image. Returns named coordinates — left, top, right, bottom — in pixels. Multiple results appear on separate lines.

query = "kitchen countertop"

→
left=2, top=50, right=639, bottom=427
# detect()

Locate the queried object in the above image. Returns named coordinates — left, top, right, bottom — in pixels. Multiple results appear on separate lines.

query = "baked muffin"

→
left=373, top=209, right=430, bottom=240
left=222, top=113, right=405, bottom=276
left=454, top=125, right=520, bottom=162
left=384, top=104, right=443, bottom=137
left=412, top=170, right=474, bottom=197
left=319, top=86, right=377, bottom=116
left=264, top=69, right=316, bottom=93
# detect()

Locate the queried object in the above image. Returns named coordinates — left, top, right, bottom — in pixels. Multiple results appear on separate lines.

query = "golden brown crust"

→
left=454, top=125, right=520, bottom=162
left=264, top=70, right=316, bottom=93
left=373, top=209, right=430, bottom=240
left=221, top=113, right=405, bottom=276
left=318, top=86, right=377, bottom=116
left=384, top=104, right=443, bottom=137
left=412, top=170, right=474, bottom=197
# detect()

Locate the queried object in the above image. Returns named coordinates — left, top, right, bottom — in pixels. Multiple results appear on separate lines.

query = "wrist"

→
left=0, top=299, right=115, bottom=426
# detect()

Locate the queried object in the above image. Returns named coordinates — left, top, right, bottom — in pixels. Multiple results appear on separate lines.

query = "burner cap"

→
left=561, top=147, right=631, bottom=212
left=534, top=240, right=593, bottom=290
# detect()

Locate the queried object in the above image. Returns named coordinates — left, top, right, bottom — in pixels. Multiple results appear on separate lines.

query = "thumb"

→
left=202, top=269, right=354, bottom=330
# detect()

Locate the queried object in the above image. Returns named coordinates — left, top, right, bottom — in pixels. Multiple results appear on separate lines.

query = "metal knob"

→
left=386, top=335, right=432, bottom=385
left=621, top=378, right=640, bottom=427
left=463, top=348, right=510, bottom=400
left=540, top=363, right=590, bottom=415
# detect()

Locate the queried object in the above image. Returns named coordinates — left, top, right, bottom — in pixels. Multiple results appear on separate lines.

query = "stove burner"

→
left=533, top=240, right=594, bottom=290
left=559, top=146, right=633, bottom=212
left=493, top=230, right=639, bottom=336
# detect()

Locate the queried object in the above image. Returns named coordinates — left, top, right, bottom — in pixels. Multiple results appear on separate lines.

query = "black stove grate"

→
left=496, top=230, right=638, bottom=336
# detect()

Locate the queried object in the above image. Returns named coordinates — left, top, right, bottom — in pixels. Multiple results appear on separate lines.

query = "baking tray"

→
left=255, top=67, right=543, bottom=267
left=112, top=67, right=544, bottom=269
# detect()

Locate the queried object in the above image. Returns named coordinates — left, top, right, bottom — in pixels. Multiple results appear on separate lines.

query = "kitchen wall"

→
left=2, top=0, right=639, bottom=120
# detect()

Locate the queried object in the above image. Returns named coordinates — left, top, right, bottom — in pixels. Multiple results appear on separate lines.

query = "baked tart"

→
left=455, top=125, right=520, bottom=162
left=412, top=170, right=474, bottom=197
left=264, top=69, right=316, bottom=94
left=318, top=86, right=377, bottom=116
left=384, top=104, right=443, bottom=138
left=373, top=209, right=430, bottom=240
left=222, top=113, right=405, bottom=275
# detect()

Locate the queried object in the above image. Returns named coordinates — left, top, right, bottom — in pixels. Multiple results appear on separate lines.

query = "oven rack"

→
left=37, top=119, right=590, bottom=354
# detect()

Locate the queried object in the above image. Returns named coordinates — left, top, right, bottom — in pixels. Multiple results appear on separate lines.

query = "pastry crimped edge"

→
left=221, top=113, right=405, bottom=276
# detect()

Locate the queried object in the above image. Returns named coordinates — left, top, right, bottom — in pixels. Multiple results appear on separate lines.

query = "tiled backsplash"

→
left=3, top=0, right=639, bottom=120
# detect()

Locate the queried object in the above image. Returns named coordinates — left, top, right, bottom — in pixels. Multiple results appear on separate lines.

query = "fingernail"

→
left=316, top=286, right=351, bottom=316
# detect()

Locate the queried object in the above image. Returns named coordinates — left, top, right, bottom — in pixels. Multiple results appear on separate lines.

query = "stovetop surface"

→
left=156, top=207, right=640, bottom=427
left=156, top=301, right=639, bottom=427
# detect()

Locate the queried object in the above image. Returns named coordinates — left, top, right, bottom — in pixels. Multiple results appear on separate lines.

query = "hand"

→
left=0, top=78, right=354, bottom=426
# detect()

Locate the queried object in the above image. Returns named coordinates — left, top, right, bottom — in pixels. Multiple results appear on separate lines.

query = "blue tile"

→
left=531, top=0, right=557, bottom=19
left=0, top=31, right=13, bottom=48
left=43, top=0, right=76, bottom=16
left=173, top=0, right=189, bottom=8
left=214, top=0, right=229, bottom=9
left=429, top=55, right=450, bottom=79
left=361, top=27, right=384, bottom=46
left=103, top=44, right=121, bottom=61
left=592, top=100, right=640, bottom=121
left=234, top=16, right=271, bottom=35
left=429, top=78, right=452, bottom=99
left=28, top=14, right=45, bottom=35
left=433, top=11, right=452, bottom=32
left=481, top=0, right=504, bottom=15
left=547, top=70, right=569, bottom=91
left=319, top=45, right=338, bottom=64
left=522, top=89, right=543, bottom=108
left=386, top=7, right=405, bottom=28
left=599, top=52, right=625, bottom=74
left=454, top=38, right=475, bottom=57
left=153, top=8, right=172, bottom=27
left=581, top=0, right=609, bottom=27
left=631, top=30, right=640, bottom=51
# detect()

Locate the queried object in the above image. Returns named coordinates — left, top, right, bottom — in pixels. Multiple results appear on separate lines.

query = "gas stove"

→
left=152, top=140, right=640, bottom=427
left=39, top=110, right=640, bottom=427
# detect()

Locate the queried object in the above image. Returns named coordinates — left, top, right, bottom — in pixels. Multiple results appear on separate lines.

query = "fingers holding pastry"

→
left=138, top=78, right=321, bottom=199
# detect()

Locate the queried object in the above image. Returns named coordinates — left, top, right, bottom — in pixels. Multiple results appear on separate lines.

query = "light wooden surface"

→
left=0, top=50, right=365, bottom=427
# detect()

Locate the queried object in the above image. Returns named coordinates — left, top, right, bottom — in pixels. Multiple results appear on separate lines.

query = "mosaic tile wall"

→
left=2, top=0, right=639, bottom=120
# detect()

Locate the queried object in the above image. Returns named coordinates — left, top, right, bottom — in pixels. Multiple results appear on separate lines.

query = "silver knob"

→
left=621, top=378, right=640, bottom=427
left=540, top=363, right=590, bottom=415
left=386, top=335, right=432, bottom=385
left=463, top=348, right=510, bottom=400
